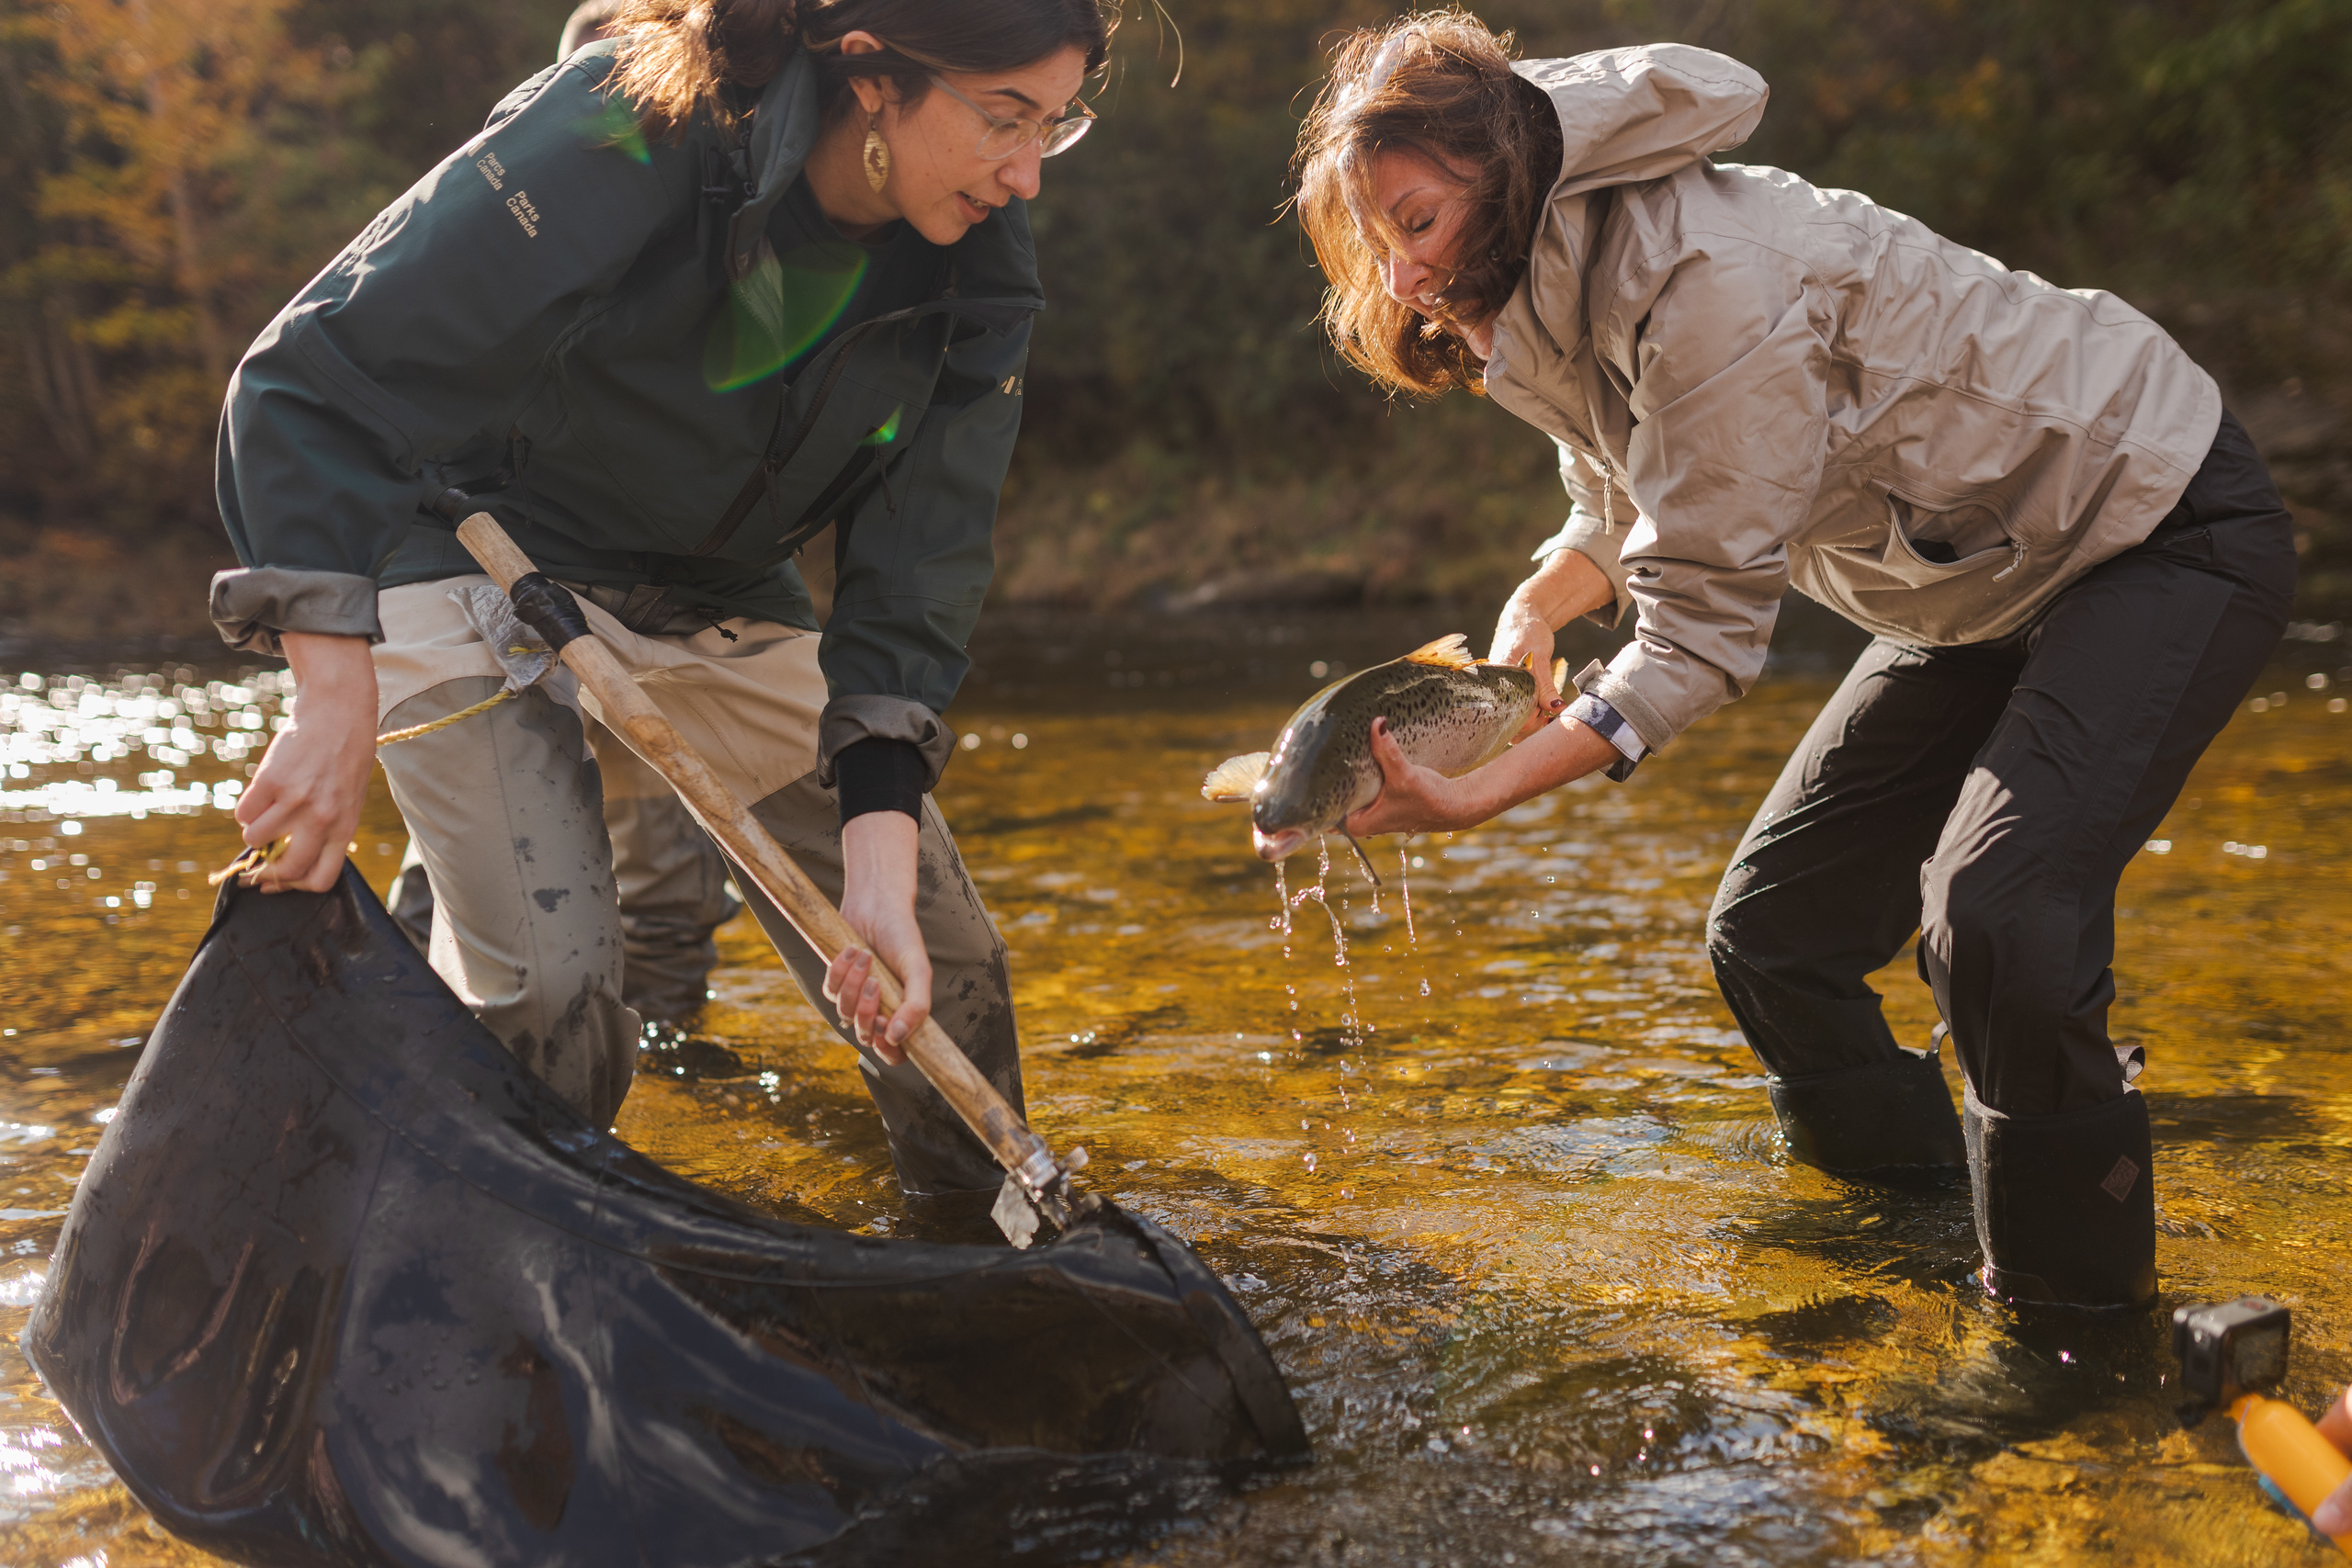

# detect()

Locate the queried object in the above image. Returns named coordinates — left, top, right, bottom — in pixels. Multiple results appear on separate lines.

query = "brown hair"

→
left=1294, top=9, right=1564, bottom=397
left=609, top=0, right=1115, bottom=142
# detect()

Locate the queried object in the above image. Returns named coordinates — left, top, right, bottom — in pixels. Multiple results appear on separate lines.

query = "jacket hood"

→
left=1511, top=45, right=1768, bottom=199
left=1487, top=47, right=1766, bottom=408
left=729, top=49, right=824, bottom=277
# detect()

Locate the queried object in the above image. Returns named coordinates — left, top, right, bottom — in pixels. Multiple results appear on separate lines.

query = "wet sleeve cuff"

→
left=1564, top=690, right=1645, bottom=783
left=209, top=567, right=382, bottom=655
left=835, top=739, right=927, bottom=825
left=1531, top=511, right=1634, bottom=629
left=1573, top=657, right=1675, bottom=759
left=816, top=694, right=955, bottom=793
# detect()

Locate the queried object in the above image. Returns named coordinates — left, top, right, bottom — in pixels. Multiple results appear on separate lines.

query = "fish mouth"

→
left=1252, top=826, right=1310, bottom=862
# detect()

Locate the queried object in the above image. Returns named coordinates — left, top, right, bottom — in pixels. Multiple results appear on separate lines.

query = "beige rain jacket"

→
left=1484, top=45, right=2221, bottom=754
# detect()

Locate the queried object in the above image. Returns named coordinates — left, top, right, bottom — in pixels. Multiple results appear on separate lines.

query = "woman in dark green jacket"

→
left=211, top=0, right=1107, bottom=1211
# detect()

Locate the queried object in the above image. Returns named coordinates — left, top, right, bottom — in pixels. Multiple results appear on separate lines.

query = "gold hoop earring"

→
left=862, top=120, right=891, bottom=193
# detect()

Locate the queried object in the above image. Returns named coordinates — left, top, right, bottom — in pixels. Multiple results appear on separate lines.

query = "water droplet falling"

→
left=1398, top=844, right=1417, bottom=945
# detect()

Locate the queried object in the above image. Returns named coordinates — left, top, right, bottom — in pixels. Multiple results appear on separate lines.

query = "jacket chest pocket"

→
left=1881, top=489, right=2023, bottom=583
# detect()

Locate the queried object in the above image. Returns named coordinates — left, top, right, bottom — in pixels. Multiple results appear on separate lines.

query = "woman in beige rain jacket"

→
left=1295, top=15, right=2295, bottom=1310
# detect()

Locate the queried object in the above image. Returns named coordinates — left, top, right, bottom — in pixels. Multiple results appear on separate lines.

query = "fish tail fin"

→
left=1403, top=633, right=1476, bottom=670
left=1201, top=751, right=1272, bottom=802
left=1343, top=832, right=1384, bottom=888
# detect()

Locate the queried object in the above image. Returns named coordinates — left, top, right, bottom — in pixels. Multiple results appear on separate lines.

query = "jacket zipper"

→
left=1992, top=538, right=2027, bottom=581
left=749, top=448, right=878, bottom=569
left=691, top=294, right=1028, bottom=562
left=693, top=310, right=905, bottom=560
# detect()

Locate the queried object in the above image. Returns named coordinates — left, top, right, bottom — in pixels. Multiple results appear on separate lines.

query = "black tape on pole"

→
left=508, top=572, right=592, bottom=654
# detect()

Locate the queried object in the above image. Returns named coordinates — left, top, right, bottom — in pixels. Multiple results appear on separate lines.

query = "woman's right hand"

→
left=234, top=632, right=379, bottom=894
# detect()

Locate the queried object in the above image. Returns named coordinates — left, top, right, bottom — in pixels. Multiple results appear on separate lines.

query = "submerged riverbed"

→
left=2, top=613, right=2348, bottom=1565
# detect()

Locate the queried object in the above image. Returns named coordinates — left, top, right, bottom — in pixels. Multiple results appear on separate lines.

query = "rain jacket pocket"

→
left=1881, top=489, right=2021, bottom=585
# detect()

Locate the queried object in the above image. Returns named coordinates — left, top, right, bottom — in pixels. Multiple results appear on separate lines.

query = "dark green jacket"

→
left=211, top=41, right=1040, bottom=784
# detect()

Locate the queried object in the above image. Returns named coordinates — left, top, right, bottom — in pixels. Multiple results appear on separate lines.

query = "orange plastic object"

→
left=2232, top=1394, right=2352, bottom=1557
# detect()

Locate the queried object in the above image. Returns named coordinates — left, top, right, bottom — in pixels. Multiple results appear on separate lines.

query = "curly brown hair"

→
left=609, top=0, right=1114, bottom=143
left=1294, top=9, right=1563, bottom=398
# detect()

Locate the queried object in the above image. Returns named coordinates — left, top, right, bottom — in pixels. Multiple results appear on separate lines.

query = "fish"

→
left=1203, top=634, right=1566, bottom=882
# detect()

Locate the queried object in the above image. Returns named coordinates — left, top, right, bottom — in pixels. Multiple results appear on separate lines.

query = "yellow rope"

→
left=373, top=684, right=518, bottom=747
left=209, top=836, right=290, bottom=886
left=210, top=660, right=535, bottom=886
left=208, top=639, right=545, bottom=884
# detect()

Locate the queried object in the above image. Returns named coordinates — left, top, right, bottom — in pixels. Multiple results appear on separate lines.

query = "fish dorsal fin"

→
left=1518, top=651, right=1534, bottom=671
left=1403, top=634, right=1476, bottom=670
left=1201, top=751, right=1271, bottom=802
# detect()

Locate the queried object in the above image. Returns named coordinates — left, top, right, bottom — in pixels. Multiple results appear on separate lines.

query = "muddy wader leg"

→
left=376, top=676, right=641, bottom=1128
left=729, top=770, right=1022, bottom=1207
left=1923, top=419, right=2295, bottom=1308
left=1708, top=637, right=2021, bottom=1176
left=587, top=717, right=741, bottom=1024
left=383, top=722, right=738, bottom=1023
left=388, top=836, right=434, bottom=953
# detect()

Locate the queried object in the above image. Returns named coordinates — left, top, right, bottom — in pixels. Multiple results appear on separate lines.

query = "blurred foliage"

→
left=3, top=0, right=2349, bottom=625
left=0, top=0, right=571, bottom=535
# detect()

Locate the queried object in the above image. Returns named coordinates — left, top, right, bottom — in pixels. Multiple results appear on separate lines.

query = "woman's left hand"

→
left=1342, top=717, right=1477, bottom=839
left=826, top=810, right=930, bottom=1066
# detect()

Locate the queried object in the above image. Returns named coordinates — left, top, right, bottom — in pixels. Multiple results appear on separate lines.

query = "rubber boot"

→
left=1964, top=1083, right=2157, bottom=1309
left=1766, top=1046, right=1966, bottom=1178
left=899, top=1188, right=1013, bottom=1247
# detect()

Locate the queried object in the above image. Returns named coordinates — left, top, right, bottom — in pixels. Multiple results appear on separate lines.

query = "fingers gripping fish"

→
left=1203, top=635, right=1568, bottom=884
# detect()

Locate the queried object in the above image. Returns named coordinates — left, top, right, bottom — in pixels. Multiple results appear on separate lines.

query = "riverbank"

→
left=6, top=379, right=2348, bottom=653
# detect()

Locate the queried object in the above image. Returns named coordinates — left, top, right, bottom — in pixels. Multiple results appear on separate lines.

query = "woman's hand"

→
left=1489, top=592, right=1565, bottom=741
left=1344, top=711, right=1627, bottom=842
left=2313, top=1384, right=2352, bottom=1536
left=1341, top=718, right=1479, bottom=839
left=1491, top=549, right=1612, bottom=739
left=826, top=809, right=929, bottom=1066
left=235, top=632, right=379, bottom=893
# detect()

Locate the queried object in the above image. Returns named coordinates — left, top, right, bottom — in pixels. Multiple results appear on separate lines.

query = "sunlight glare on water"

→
left=0, top=618, right=2347, bottom=1565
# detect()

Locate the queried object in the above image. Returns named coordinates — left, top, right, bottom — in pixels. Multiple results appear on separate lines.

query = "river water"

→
left=2, top=613, right=2347, bottom=1566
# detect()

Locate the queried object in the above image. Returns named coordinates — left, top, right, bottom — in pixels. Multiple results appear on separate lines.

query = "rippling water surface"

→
left=2, top=616, right=2347, bottom=1565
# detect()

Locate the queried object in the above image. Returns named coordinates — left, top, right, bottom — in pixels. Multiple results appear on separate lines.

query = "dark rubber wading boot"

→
left=900, top=1187, right=1015, bottom=1247
left=1965, top=1084, right=2158, bottom=1310
left=1767, top=1047, right=1967, bottom=1178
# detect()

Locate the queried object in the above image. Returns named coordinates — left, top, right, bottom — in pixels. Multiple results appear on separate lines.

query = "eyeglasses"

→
left=928, top=74, right=1096, bottom=160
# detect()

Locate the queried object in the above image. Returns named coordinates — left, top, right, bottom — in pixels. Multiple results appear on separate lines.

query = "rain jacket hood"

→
left=211, top=41, right=1043, bottom=784
left=1483, top=45, right=2221, bottom=755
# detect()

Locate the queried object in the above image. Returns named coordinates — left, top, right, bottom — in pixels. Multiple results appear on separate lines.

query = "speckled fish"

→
left=1203, top=635, right=1566, bottom=881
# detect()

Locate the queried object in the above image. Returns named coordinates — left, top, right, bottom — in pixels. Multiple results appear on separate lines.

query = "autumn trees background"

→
left=4, top=0, right=2349, bottom=639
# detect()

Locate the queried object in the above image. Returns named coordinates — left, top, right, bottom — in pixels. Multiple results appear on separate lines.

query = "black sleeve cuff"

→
left=835, top=738, right=926, bottom=826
